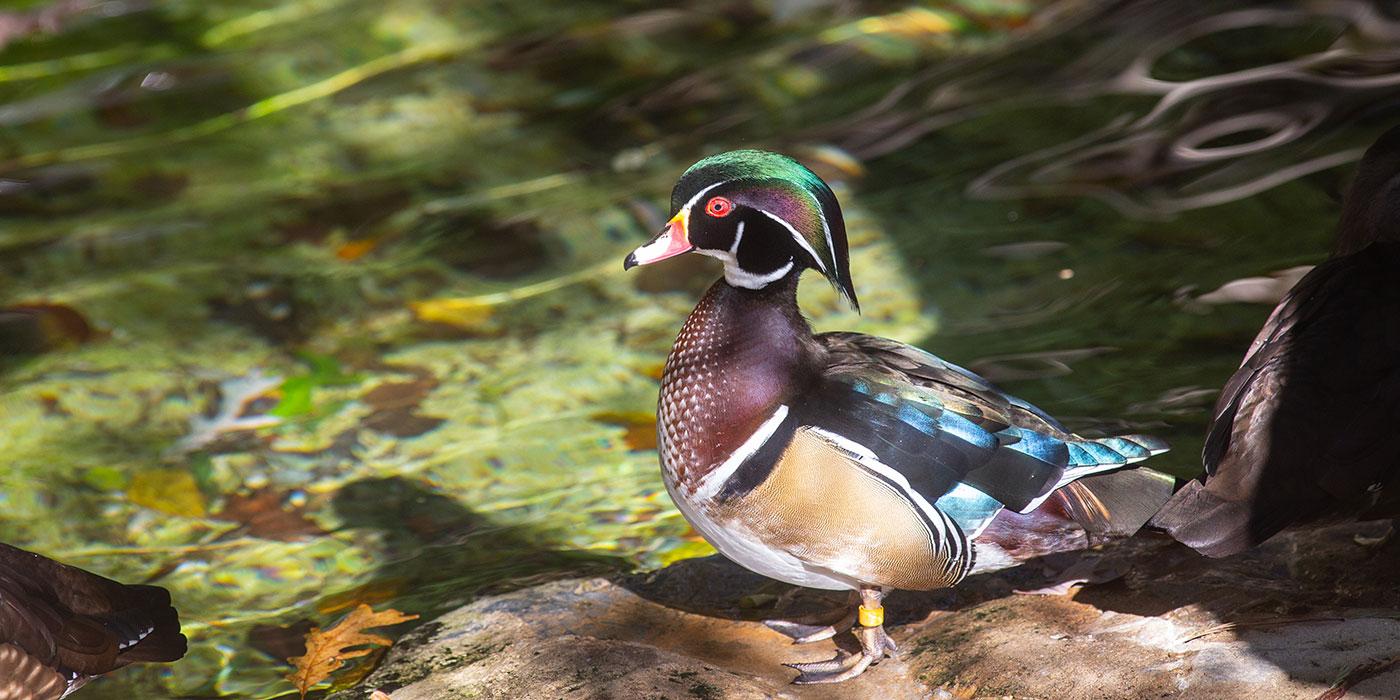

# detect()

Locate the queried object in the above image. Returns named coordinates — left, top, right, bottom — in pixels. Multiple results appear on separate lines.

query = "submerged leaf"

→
left=271, top=353, right=363, bottom=418
left=286, top=604, right=417, bottom=699
left=335, top=239, right=379, bottom=260
left=127, top=468, right=208, bottom=517
left=361, top=409, right=444, bottom=437
left=593, top=411, right=657, bottom=451
left=248, top=619, right=316, bottom=661
left=213, top=488, right=325, bottom=541
left=408, top=297, right=495, bottom=331
left=0, top=302, right=98, bottom=355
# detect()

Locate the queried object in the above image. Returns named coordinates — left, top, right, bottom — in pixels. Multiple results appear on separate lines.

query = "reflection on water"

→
left=966, top=0, right=1400, bottom=217
left=0, top=0, right=1396, bottom=696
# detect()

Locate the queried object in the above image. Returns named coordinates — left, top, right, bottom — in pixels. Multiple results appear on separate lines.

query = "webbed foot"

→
left=786, top=625, right=897, bottom=684
left=784, top=586, right=895, bottom=684
left=763, top=595, right=857, bottom=644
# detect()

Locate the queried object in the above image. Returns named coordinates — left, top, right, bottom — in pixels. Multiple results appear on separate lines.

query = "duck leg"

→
left=786, top=586, right=897, bottom=684
left=764, top=591, right=858, bottom=643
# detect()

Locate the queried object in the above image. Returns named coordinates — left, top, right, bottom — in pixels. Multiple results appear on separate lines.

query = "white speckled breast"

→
left=658, top=287, right=731, bottom=491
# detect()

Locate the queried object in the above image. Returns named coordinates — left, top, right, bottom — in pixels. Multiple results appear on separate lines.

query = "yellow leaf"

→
left=658, top=538, right=716, bottom=567
left=822, top=7, right=957, bottom=43
left=287, top=604, right=418, bottom=699
left=127, top=468, right=207, bottom=517
left=409, top=297, right=495, bottom=330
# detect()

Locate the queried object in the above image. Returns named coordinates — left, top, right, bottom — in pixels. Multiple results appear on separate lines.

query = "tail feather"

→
left=971, top=465, right=1177, bottom=574
left=1015, top=434, right=1172, bottom=515
left=1149, top=479, right=1304, bottom=558
left=1058, top=467, right=1177, bottom=537
left=1069, top=434, right=1170, bottom=468
left=1067, top=442, right=1126, bottom=469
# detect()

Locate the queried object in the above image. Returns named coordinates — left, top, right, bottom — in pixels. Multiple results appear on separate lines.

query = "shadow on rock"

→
left=332, top=484, right=1400, bottom=698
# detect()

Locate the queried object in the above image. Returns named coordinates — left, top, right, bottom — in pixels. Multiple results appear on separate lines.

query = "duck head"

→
left=624, top=150, right=859, bottom=310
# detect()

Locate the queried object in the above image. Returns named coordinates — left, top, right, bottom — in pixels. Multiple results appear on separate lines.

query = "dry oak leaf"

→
left=286, top=604, right=417, bottom=698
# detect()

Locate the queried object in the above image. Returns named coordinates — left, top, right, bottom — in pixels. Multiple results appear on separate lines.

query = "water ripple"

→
left=816, top=0, right=1400, bottom=218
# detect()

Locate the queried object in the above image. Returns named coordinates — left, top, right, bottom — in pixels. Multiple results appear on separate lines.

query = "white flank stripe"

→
left=758, top=209, right=827, bottom=274
left=694, top=404, right=790, bottom=501
left=807, top=427, right=963, bottom=561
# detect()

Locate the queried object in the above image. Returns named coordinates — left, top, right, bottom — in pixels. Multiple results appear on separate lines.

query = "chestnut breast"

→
left=658, top=279, right=812, bottom=491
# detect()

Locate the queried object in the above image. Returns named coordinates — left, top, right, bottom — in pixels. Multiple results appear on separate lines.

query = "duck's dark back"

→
left=1154, top=241, right=1400, bottom=556
left=0, top=542, right=186, bottom=699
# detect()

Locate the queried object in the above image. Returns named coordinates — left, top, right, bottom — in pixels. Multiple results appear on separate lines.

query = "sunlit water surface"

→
left=0, top=0, right=1397, bottom=696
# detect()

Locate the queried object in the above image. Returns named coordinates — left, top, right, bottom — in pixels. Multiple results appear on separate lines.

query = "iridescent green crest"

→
left=672, top=150, right=858, bottom=309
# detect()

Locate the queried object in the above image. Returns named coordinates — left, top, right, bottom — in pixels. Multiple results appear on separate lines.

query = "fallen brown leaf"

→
left=0, top=302, right=98, bottom=354
left=593, top=411, right=658, bottom=451
left=361, top=408, right=444, bottom=437
left=287, top=604, right=418, bottom=699
left=214, top=488, right=325, bottom=541
left=362, top=378, right=438, bottom=412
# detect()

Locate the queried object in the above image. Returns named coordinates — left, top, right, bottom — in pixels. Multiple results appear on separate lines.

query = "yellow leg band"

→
left=858, top=605, right=883, bottom=627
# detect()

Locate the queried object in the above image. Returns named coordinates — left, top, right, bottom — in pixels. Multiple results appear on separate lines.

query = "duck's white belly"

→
left=662, top=469, right=855, bottom=591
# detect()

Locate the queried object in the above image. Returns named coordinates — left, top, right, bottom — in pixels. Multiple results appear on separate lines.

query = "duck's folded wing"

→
left=817, top=332, right=1072, bottom=436
left=805, top=333, right=1087, bottom=514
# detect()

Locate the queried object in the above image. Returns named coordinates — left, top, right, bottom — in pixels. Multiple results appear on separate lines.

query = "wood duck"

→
left=1152, top=125, right=1400, bottom=557
left=0, top=542, right=187, bottom=699
left=625, top=150, right=1175, bottom=683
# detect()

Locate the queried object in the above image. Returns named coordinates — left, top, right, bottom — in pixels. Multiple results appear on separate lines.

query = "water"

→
left=0, top=0, right=1397, bottom=696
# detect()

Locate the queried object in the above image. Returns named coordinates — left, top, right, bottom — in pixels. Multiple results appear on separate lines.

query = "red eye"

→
left=705, top=196, right=733, bottom=217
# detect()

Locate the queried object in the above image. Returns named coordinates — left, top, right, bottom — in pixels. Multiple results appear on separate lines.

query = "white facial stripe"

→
left=678, top=180, right=730, bottom=230
left=818, top=205, right=835, bottom=274
left=790, top=185, right=837, bottom=275
left=695, top=404, right=790, bottom=501
left=728, top=220, right=744, bottom=255
left=757, top=209, right=826, bottom=274
left=681, top=178, right=829, bottom=274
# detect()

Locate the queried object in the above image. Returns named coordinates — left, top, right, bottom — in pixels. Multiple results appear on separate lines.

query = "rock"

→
left=338, top=522, right=1400, bottom=699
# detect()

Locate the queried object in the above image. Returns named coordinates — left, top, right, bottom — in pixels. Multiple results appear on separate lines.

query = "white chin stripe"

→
left=694, top=246, right=796, bottom=290
left=725, top=258, right=794, bottom=289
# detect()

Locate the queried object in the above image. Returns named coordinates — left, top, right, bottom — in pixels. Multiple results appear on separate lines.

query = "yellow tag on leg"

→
left=858, top=605, right=883, bottom=627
